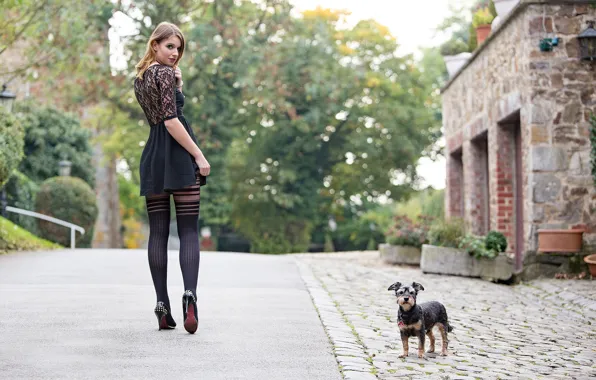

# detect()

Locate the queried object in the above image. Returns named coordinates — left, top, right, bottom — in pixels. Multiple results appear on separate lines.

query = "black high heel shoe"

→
left=182, top=290, right=198, bottom=334
left=154, top=301, right=176, bottom=330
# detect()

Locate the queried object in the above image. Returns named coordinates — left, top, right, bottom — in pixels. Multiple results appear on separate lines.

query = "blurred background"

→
left=0, top=0, right=491, bottom=254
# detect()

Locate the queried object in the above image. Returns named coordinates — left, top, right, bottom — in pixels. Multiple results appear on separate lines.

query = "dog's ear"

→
left=412, top=282, right=424, bottom=292
left=387, top=282, right=401, bottom=291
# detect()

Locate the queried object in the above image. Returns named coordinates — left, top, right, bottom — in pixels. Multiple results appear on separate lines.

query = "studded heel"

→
left=182, top=290, right=198, bottom=334
left=154, top=301, right=176, bottom=330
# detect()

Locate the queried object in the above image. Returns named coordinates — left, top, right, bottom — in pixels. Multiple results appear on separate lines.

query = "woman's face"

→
left=152, top=35, right=182, bottom=67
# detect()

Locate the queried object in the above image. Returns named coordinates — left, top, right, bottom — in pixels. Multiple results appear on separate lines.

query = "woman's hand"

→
left=195, top=154, right=211, bottom=177
left=174, top=67, right=183, bottom=89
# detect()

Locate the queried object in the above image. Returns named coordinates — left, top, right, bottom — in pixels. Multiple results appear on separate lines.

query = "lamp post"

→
left=0, top=84, right=16, bottom=217
left=59, top=160, right=72, bottom=176
left=578, top=21, right=596, bottom=61
left=0, top=84, right=16, bottom=112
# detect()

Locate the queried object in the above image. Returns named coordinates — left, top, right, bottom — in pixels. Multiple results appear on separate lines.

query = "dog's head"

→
left=387, top=281, right=424, bottom=312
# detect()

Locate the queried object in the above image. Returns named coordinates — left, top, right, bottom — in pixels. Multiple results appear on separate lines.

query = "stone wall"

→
left=442, top=0, right=596, bottom=255
left=525, top=2, right=596, bottom=250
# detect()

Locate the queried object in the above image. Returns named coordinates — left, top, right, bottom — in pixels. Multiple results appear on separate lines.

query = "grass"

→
left=0, top=216, right=62, bottom=254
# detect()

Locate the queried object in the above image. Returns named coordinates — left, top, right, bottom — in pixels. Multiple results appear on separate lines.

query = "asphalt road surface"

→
left=0, top=249, right=342, bottom=380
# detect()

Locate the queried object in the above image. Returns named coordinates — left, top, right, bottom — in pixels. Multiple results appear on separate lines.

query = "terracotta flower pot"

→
left=584, top=254, right=596, bottom=277
left=537, top=229, right=584, bottom=253
left=476, top=25, right=492, bottom=46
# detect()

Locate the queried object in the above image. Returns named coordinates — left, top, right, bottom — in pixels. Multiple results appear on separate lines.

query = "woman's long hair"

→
left=135, top=22, right=185, bottom=79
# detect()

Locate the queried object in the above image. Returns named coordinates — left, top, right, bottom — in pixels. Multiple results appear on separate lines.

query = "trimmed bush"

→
left=459, top=234, right=498, bottom=259
left=5, top=170, right=40, bottom=234
left=0, top=107, right=25, bottom=187
left=35, top=177, right=98, bottom=248
left=428, top=217, right=466, bottom=248
left=485, top=230, right=507, bottom=253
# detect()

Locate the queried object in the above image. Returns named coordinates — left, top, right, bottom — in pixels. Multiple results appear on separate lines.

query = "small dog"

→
left=387, top=281, right=453, bottom=358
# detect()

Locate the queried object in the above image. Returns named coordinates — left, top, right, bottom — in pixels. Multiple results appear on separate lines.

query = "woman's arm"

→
left=158, top=65, right=210, bottom=176
left=164, top=118, right=203, bottom=160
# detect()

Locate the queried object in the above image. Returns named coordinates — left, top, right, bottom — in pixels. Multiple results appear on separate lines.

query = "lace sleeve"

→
left=156, top=66, right=177, bottom=121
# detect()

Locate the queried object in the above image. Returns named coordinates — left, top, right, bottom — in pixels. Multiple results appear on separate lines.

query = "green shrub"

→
left=459, top=234, right=498, bottom=259
left=232, top=200, right=312, bottom=254
left=332, top=208, right=390, bottom=251
left=440, top=39, right=469, bottom=56
left=4, top=170, right=40, bottom=234
left=35, top=176, right=98, bottom=248
left=395, top=188, right=445, bottom=221
left=0, top=107, right=25, bottom=187
left=15, top=101, right=95, bottom=188
left=248, top=218, right=312, bottom=254
left=118, top=174, right=147, bottom=223
left=385, top=215, right=435, bottom=248
left=485, top=230, right=507, bottom=253
left=428, top=217, right=465, bottom=248
left=421, top=189, right=445, bottom=220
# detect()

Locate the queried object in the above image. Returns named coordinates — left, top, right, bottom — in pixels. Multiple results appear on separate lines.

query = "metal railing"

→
left=5, top=206, right=85, bottom=249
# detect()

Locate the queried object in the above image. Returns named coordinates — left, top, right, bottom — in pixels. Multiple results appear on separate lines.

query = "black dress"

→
left=134, top=64, right=200, bottom=196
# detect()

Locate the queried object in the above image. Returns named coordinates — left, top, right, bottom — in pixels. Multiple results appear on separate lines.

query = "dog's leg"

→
left=398, top=333, right=409, bottom=358
left=426, top=329, right=436, bottom=353
left=438, top=323, right=448, bottom=356
left=417, top=330, right=426, bottom=359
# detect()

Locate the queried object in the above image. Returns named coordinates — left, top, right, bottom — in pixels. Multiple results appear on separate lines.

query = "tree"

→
left=0, top=1, right=113, bottom=85
left=0, top=108, right=24, bottom=187
left=16, top=102, right=95, bottom=187
left=228, top=8, right=440, bottom=252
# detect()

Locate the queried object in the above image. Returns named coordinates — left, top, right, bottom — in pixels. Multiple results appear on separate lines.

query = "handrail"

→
left=5, top=206, right=85, bottom=249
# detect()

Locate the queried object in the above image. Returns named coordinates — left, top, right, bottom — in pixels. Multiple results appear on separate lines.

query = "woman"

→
left=134, top=22, right=210, bottom=334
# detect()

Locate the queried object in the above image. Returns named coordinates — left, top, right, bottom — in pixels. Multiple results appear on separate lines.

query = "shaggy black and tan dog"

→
left=387, top=281, right=453, bottom=358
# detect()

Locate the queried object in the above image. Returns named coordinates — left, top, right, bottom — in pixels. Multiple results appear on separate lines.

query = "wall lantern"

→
left=578, top=21, right=596, bottom=61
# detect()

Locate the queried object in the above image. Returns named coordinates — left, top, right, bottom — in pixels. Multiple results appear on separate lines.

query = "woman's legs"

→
left=145, top=193, right=171, bottom=309
left=172, top=178, right=201, bottom=297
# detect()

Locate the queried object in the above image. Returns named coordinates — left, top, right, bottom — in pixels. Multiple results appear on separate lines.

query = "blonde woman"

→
left=134, top=22, right=209, bottom=334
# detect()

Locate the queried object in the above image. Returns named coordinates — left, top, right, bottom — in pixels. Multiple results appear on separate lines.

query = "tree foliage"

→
left=16, top=102, right=95, bottom=187
left=228, top=8, right=440, bottom=252
left=5, top=0, right=447, bottom=253
left=0, top=1, right=113, bottom=85
left=0, top=107, right=24, bottom=187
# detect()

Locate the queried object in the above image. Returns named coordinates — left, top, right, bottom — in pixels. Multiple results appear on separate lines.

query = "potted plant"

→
left=380, top=215, right=434, bottom=265
left=472, top=8, right=495, bottom=46
left=421, top=224, right=513, bottom=281
left=458, top=230, right=508, bottom=259
left=537, top=229, right=584, bottom=253
left=584, top=254, right=596, bottom=277
left=440, top=38, right=472, bottom=77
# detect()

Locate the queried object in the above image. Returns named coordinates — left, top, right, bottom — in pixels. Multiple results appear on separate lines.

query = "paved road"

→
left=0, top=249, right=341, bottom=380
left=295, top=251, right=596, bottom=380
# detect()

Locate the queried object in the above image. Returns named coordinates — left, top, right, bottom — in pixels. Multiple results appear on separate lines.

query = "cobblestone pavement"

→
left=295, top=251, right=596, bottom=380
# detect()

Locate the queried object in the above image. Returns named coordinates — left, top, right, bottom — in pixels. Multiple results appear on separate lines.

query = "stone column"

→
left=445, top=151, right=464, bottom=219
left=495, top=125, right=516, bottom=253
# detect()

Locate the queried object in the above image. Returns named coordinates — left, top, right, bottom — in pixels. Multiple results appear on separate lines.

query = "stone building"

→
left=442, top=0, right=596, bottom=273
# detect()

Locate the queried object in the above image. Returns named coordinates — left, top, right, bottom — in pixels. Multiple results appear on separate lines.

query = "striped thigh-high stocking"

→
left=145, top=193, right=171, bottom=308
left=172, top=178, right=201, bottom=297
